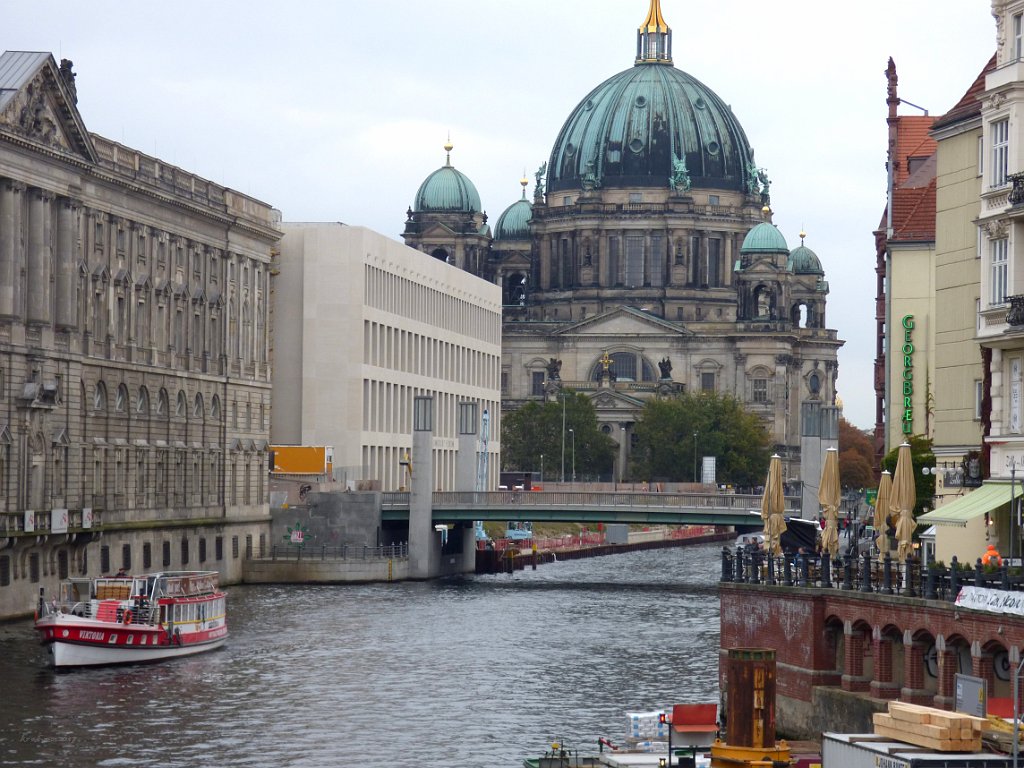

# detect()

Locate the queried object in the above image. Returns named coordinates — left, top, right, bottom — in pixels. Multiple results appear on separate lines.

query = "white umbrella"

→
left=890, top=443, right=917, bottom=562
left=873, top=471, right=892, bottom=561
left=818, top=448, right=840, bottom=558
left=761, top=455, right=786, bottom=556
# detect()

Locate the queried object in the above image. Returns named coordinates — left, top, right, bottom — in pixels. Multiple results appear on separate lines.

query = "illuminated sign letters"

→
left=901, top=314, right=914, bottom=434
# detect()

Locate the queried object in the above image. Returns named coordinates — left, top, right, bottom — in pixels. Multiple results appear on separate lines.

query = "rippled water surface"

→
left=0, top=544, right=722, bottom=767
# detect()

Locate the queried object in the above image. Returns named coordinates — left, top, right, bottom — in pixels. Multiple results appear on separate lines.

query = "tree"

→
left=501, top=390, right=616, bottom=480
left=880, top=434, right=935, bottom=516
left=627, top=391, right=771, bottom=487
left=838, top=417, right=876, bottom=490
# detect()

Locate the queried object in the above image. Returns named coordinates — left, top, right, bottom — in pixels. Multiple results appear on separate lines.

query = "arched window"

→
left=430, top=248, right=449, bottom=263
left=193, top=393, right=205, bottom=419
left=156, top=388, right=168, bottom=418
left=211, top=395, right=221, bottom=421
left=115, top=384, right=128, bottom=413
left=93, top=382, right=107, bottom=412
left=136, top=386, right=150, bottom=416
left=175, top=391, right=187, bottom=418
left=590, top=351, right=656, bottom=382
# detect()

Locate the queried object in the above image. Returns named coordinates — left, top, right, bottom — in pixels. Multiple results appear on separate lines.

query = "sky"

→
left=6, top=1, right=996, bottom=431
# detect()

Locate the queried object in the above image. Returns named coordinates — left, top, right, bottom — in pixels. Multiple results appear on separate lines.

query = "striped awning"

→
left=918, top=482, right=1022, bottom=527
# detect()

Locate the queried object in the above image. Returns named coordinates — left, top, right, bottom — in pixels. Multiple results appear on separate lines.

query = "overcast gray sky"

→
left=7, top=1, right=995, bottom=430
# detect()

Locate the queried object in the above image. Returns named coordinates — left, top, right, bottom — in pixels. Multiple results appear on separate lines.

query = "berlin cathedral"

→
left=402, top=0, right=842, bottom=483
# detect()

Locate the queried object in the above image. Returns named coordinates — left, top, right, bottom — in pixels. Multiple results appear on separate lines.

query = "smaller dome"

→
left=740, top=222, right=789, bottom=254
left=494, top=188, right=532, bottom=241
left=414, top=144, right=482, bottom=213
left=788, top=244, right=823, bottom=275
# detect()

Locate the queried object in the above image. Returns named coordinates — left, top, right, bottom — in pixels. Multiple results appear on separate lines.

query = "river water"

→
left=0, top=543, right=722, bottom=768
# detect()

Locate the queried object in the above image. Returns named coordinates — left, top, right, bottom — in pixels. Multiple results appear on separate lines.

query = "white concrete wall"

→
left=273, top=224, right=502, bottom=491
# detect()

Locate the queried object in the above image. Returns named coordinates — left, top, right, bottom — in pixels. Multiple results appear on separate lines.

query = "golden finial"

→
left=444, top=133, right=453, bottom=165
left=636, top=0, right=673, bottom=64
left=640, top=0, right=669, bottom=33
left=520, top=171, right=529, bottom=199
left=799, top=228, right=807, bottom=244
left=600, top=351, right=612, bottom=371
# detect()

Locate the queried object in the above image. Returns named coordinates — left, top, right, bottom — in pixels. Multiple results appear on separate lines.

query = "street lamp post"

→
left=570, top=428, right=576, bottom=483
left=693, top=431, right=699, bottom=484
left=561, top=392, right=566, bottom=484
left=540, top=454, right=544, bottom=484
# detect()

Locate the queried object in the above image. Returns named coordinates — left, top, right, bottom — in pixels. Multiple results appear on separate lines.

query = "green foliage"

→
left=500, top=391, right=617, bottom=480
left=627, top=391, right=771, bottom=486
left=880, top=434, right=935, bottom=516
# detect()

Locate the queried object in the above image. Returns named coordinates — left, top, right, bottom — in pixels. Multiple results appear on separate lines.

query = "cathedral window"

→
left=624, top=236, right=644, bottom=287
left=531, top=371, right=545, bottom=396
left=753, top=378, right=769, bottom=403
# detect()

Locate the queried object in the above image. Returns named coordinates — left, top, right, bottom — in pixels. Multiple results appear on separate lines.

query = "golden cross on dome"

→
left=600, top=351, right=612, bottom=370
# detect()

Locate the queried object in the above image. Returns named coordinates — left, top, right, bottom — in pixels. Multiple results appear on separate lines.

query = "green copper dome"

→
left=788, top=244, right=823, bottom=275
left=495, top=187, right=533, bottom=241
left=414, top=145, right=482, bottom=213
left=548, top=62, right=755, bottom=194
left=740, top=222, right=788, bottom=254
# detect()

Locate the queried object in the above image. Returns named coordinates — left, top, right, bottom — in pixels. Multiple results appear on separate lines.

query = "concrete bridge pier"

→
left=410, top=396, right=441, bottom=579
left=455, top=402, right=481, bottom=573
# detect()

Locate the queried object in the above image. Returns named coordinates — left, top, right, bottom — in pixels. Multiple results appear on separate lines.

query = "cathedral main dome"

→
left=547, top=8, right=754, bottom=195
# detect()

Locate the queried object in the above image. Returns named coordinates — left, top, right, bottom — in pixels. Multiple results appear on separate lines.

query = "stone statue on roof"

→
left=670, top=154, right=691, bottom=193
left=658, top=357, right=673, bottom=380
left=758, top=168, right=771, bottom=208
left=746, top=161, right=760, bottom=195
left=534, top=162, right=548, bottom=198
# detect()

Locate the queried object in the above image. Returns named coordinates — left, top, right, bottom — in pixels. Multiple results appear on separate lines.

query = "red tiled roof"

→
left=889, top=116, right=937, bottom=242
left=931, top=54, right=996, bottom=131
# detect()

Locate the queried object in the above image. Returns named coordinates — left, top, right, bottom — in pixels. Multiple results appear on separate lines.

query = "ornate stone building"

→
left=403, top=1, right=842, bottom=484
left=0, top=52, right=278, bottom=618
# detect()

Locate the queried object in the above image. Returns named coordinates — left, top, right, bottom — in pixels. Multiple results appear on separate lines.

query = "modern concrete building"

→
left=0, top=52, right=277, bottom=618
left=272, top=224, right=502, bottom=492
left=401, top=0, right=843, bottom=486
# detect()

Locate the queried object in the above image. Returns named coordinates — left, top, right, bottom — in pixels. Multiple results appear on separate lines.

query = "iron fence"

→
left=721, top=546, right=1024, bottom=601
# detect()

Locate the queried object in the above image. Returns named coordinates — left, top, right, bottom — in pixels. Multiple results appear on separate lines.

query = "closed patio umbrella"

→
left=819, top=447, right=841, bottom=558
left=890, top=443, right=917, bottom=562
left=873, top=471, right=892, bottom=561
left=761, top=454, right=786, bottom=556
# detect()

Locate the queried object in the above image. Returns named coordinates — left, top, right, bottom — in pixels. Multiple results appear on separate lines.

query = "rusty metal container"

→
left=724, top=647, right=776, bottom=749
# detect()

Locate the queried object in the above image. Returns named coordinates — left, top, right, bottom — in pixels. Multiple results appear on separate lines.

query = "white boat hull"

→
left=49, top=634, right=226, bottom=667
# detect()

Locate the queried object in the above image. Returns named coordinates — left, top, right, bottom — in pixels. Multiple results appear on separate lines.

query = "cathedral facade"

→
left=403, top=1, right=842, bottom=483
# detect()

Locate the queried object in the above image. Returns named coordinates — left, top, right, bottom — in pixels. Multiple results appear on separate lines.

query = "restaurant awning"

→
left=917, top=482, right=1023, bottom=527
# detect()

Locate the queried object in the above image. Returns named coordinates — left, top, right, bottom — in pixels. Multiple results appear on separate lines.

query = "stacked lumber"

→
left=872, top=702, right=984, bottom=752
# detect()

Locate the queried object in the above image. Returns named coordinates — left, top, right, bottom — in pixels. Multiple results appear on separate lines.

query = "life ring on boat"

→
left=122, top=609, right=133, bottom=625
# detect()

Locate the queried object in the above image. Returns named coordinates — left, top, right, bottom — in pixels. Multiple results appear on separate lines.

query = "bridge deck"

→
left=381, top=491, right=801, bottom=527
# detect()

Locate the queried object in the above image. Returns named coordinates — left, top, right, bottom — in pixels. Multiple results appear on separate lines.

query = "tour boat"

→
left=34, top=570, right=228, bottom=668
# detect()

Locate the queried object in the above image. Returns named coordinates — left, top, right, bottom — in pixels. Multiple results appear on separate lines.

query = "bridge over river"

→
left=381, top=490, right=801, bottom=527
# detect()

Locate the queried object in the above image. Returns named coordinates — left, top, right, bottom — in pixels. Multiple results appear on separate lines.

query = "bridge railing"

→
left=382, top=490, right=801, bottom=511
left=261, top=543, right=408, bottom=561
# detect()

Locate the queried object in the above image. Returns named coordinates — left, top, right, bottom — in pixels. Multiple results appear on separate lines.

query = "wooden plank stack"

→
left=872, top=702, right=985, bottom=752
